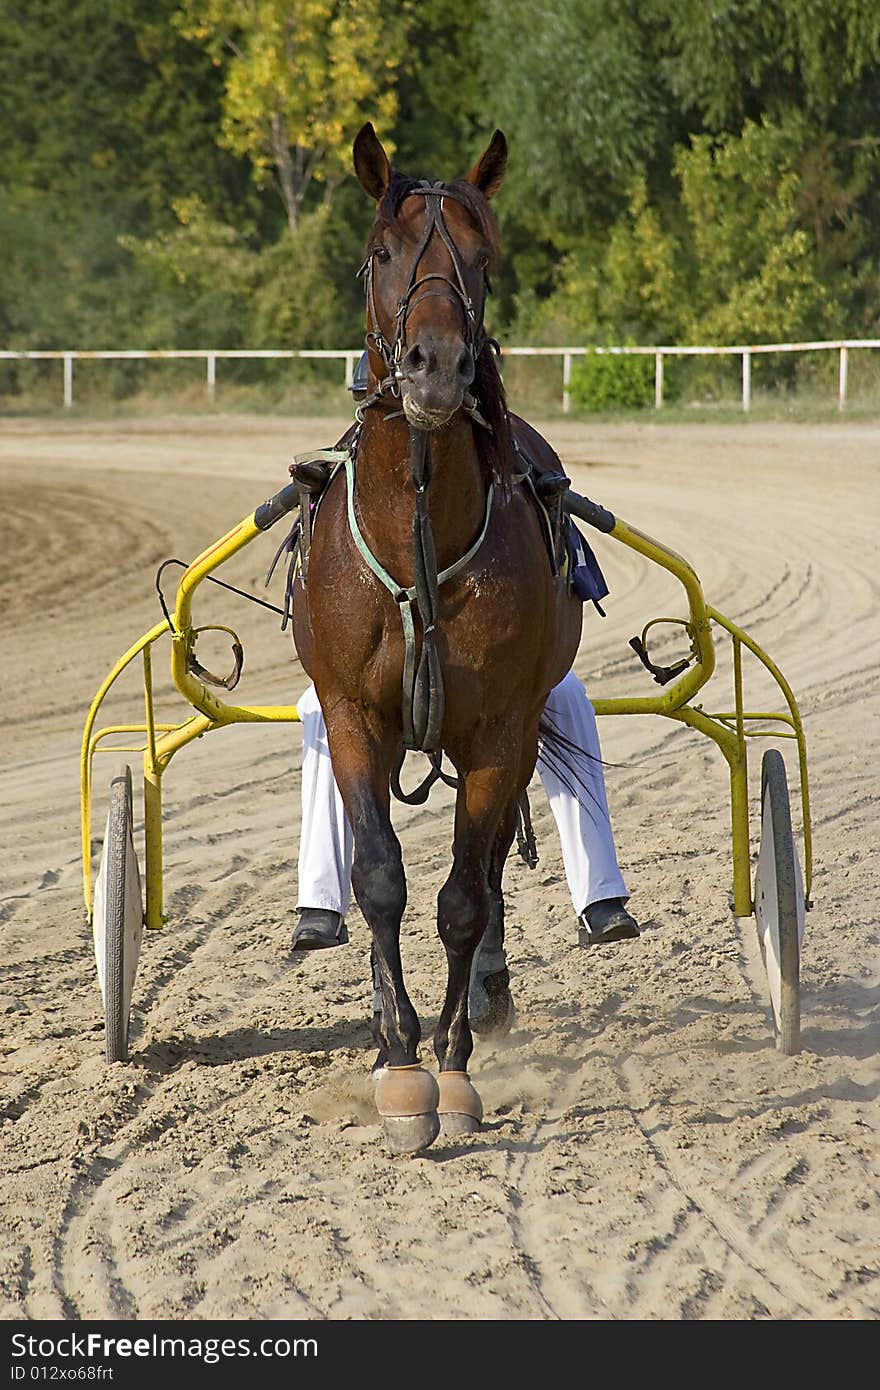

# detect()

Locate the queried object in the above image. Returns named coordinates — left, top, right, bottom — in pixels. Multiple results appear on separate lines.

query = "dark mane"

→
left=474, top=345, right=514, bottom=491
left=370, top=169, right=511, bottom=486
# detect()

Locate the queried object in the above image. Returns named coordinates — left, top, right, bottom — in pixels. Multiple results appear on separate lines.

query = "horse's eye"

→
left=374, top=246, right=391, bottom=263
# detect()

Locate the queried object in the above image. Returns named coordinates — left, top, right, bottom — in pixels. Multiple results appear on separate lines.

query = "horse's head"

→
left=354, top=123, right=507, bottom=430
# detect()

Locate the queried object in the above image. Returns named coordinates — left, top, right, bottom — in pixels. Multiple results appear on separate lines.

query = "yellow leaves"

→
left=170, top=195, right=203, bottom=226
left=176, top=0, right=406, bottom=213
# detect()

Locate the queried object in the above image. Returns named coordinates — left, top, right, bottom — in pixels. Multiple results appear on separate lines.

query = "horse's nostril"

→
left=404, top=344, right=427, bottom=375
left=458, top=349, right=474, bottom=382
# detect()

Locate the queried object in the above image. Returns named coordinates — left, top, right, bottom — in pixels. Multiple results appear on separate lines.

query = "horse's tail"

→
left=537, top=710, right=606, bottom=806
left=510, top=710, right=607, bottom=869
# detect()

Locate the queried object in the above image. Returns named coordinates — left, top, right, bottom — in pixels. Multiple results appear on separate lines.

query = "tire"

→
left=754, top=749, right=804, bottom=1055
left=92, top=765, right=143, bottom=1063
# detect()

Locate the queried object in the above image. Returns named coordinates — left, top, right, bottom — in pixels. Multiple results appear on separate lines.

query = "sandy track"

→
left=0, top=413, right=877, bottom=1320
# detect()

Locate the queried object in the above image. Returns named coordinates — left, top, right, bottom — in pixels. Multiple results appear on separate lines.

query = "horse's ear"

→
left=353, top=123, right=392, bottom=201
left=464, top=130, right=508, bottom=199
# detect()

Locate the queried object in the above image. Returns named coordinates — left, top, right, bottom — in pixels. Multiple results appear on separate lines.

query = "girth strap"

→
left=344, top=434, right=495, bottom=752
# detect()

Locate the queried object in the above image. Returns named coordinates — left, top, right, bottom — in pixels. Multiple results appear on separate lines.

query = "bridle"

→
left=357, top=181, right=492, bottom=415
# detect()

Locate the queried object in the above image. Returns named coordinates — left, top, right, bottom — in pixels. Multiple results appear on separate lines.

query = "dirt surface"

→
left=1, top=412, right=877, bottom=1321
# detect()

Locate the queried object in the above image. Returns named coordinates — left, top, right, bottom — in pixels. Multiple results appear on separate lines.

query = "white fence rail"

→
left=1, top=340, right=876, bottom=412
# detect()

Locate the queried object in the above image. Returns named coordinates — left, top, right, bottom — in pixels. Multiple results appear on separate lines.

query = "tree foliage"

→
left=174, top=0, right=407, bottom=231
left=652, top=0, right=880, bottom=129
left=3, top=0, right=880, bottom=400
left=472, top=0, right=678, bottom=234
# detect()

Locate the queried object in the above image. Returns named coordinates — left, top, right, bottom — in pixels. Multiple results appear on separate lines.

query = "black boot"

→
left=577, top=898, right=639, bottom=947
left=291, top=908, right=349, bottom=951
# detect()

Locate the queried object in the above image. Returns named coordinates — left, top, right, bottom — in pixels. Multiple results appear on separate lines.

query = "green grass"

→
left=2, top=376, right=879, bottom=424
left=0, top=381, right=354, bottom=421
left=558, top=394, right=880, bottom=426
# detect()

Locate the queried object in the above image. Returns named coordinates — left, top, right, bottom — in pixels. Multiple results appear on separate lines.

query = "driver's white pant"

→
left=296, top=669, right=628, bottom=918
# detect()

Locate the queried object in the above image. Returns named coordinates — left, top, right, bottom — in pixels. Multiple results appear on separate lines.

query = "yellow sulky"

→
left=81, top=497, right=303, bottom=935
left=590, top=516, right=811, bottom=918
left=81, top=482, right=811, bottom=943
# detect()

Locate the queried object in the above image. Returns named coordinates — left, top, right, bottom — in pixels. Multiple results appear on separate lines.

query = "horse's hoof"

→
left=470, top=969, right=515, bottom=1037
left=374, top=1063, right=439, bottom=1115
left=438, top=1071, right=483, bottom=1138
left=374, top=1065, right=439, bottom=1154
left=439, top=1111, right=481, bottom=1139
left=382, top=1112, right=441, bottom=1155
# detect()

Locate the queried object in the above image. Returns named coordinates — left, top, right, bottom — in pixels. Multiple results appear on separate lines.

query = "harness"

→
left=345, top=432, right=495, bottom=752
left=274, top=425, right=497, bottom=755
left=275, top=182, right=605, bottom=759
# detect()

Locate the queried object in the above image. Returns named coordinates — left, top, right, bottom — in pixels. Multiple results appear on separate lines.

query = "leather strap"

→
left=344, top=438, right=495, bottom=752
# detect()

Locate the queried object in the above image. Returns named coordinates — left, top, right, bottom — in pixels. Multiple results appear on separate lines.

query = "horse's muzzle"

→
left=402, top=393, right=461, bottom=430
left=400, top=337, right=474, bottom=429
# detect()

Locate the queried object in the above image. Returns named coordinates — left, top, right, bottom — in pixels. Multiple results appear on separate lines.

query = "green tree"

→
left=472, top=0, right=680, bottom=236
left=651, top=0, right=880, bottom=130
left=175, top=0, right=407, bottom=232
left=511, top=115, right=840, bottom=349
left=675, top=118, right=833, bottom=343
left=517, top=179, right=683, bottom=343
left=390, top=0, right=482, bottom=175
left=5, top=0, right=880, bottom=385
left=0, top=0, right=256, bottom=360
left=251, top=199, right=363, bottom=348
left=119, top=196, right=258, bottom=347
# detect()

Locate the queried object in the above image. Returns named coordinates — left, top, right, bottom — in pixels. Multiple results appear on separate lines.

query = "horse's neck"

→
left=355, top=412, right=487, bottom=577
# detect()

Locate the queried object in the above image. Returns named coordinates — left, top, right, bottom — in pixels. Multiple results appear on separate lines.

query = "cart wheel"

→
left=754, top=748, right=805, bottom=1055
left=92, top=765, right=144, bottom=1062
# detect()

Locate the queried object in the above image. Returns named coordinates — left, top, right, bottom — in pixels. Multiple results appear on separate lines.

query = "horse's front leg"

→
left=434, top=749, right=519, bottom=1137
left=324, top=707, right=439, bottom=1155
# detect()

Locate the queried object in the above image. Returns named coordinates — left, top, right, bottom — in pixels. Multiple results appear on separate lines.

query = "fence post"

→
left=63, top=353, right=74, bottom=408
left=562, top=352, right=572, bottom=413
left=654, top=351, right=664, bottom=409
left=345, top=352, right=358, bottom=389
left=206, top=353, right=216, bottom=402
left=838, top=345, right=848, bottom=411
left=742, top=350, right=751, bottom=412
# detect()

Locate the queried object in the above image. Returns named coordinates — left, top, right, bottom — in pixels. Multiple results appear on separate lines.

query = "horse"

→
left=292, top=123, right=582, bottom=1153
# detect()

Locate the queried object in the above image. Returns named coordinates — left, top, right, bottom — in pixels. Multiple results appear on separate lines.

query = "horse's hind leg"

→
left=328, top=717, right=439, bottom=1154
left=470, top=802, right=517, bottom=1037
left=434, top=761, right=517, bottom=1136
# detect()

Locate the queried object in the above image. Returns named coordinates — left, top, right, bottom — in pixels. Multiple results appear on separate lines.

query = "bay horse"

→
left=292, top=123, right=582, bottom=1152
